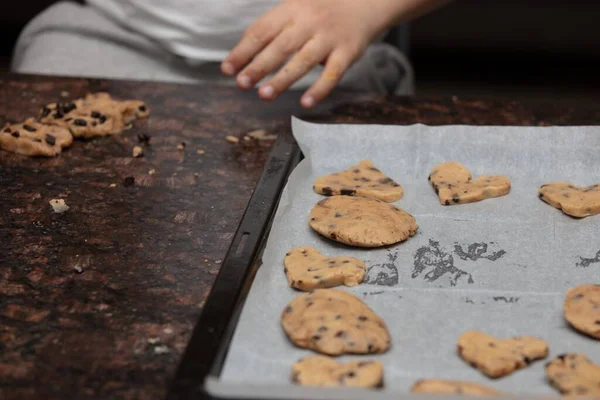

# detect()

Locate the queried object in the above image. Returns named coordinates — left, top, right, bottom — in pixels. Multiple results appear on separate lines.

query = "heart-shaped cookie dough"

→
left=429, top=162, right=510, bottom=205
left=457, top=330, right=548, bottom=378
left=292, top=355, right=383, bottom=388
left=538, top=182, right=600, bottom=218
left=313, top=160, right=403, bottom=202
left=284, top=247, right=365, bottom=291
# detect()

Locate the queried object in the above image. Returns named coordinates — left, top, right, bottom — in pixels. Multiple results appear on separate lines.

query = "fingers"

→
left=221, top=6, right=286, bottom=79
left=301, top=48, right=356, bottom=108
left=258, top=36, right=330, bottom=101
left=236, top=24, right=311, bottom=90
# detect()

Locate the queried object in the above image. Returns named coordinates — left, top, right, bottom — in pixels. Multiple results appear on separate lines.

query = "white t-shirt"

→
left=87, top=0, right=280, bottom=63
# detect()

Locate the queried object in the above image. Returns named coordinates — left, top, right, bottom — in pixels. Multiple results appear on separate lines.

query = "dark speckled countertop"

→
left=0, top=73, right=598, bottom=400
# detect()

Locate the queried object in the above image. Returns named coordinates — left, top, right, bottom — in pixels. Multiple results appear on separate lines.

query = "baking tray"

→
left=168, top=129, right=304, bottom=400
left=167, top=121, right=588, bottom=400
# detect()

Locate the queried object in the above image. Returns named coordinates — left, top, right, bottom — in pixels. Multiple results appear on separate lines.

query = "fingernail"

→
left=237, top=75, right=252, bottom=89
left=301, top=96, right=315, bottom=108
left=221, top=62, right=235, bottom=76
left=260, top=85, right=274, bottom=99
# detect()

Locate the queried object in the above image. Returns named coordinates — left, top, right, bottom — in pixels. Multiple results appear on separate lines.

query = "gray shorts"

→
left=12, top=2, right=414, bottom=95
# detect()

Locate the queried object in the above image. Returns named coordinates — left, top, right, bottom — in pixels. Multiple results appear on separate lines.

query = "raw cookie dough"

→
left=428, top=161, right=511, bottom=205
left=457, top=330, right=548, bottom=378
left=411, top=379, right=502, bottom=396
left=281, top=288, right=391, bottom=356
left=308, top=196, right=418, bottom=248
left=0, top=118, right=73, bottom=157
left=564, top=284, right=600, bottom=339
left=292, top=355, right=383, bottom=388
left=313, top=160, right=403, bottom=202
left=40, top=92, right=149, bottom=138
left=545, top=353, right=600, bottom=397
left=284, top=247, right=365, bottom=291
left=538, top=183, right=600, bottom=218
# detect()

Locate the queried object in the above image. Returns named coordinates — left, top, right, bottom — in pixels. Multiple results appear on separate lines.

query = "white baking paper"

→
left=217, top=117, right=600, bottom=397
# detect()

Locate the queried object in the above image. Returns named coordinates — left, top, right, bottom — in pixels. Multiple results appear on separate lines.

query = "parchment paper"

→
left=218, top=117, right=600, bottom=396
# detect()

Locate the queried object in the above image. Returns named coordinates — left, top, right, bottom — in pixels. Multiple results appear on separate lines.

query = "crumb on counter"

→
left=149, top=169, right=156, bottom=175
left=177, top=142, right=186, bottom=150
left=197, top=149, right=205, bottom=155
left=109, top=183, right=117, bottom=188
left=133, top=145, right=143, bottom=158
left=49, top=199, right=69, bottom=213
left=225, top=136, right=239, bottom=144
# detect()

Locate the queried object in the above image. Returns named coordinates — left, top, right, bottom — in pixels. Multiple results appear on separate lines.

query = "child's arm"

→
left=221, top=0, right=451, bottom=108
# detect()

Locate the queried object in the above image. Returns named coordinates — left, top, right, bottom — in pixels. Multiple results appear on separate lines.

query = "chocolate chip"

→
left=45, top=134, right=56, bottom=145
left=360, top=177, right=370, bottom=182
left=3, top=127, right=10, bottom=133
left=346, top=371, right=356, bottom=378
left=33, top=138, right=41, bottom=143
left=488, top=342, right=496, bottom=348
left=367, top=344, right=374, bottom=352
left=92, top=122, right=97, bottom=127
left=556, top=354, right=567, bottom=361
left=284, top=267, right=288, bottom=274
left=340, top=189, right=356, bottom=196
left=428, top=174, right=431, bottom=181
left=357, top=361, right=372, bottom=367
left=334, top=212, right=342, bottom=218
left=330, top=233, right=337, bottom=240
left=379, top=177, right=393, bottom=184
left=62, top=102, right=76, bottom=113
left=452, top=195, right=460, bottom=203
left=317, top=326, right=328, bottom=332
left=23, top=124, right=36, bottom=132
left=285, top=306, right=293, bottom=313
left=342, top=260, right=349, bottom=263
left=99, top=115, right=107, bottom=124
left=138, top=105, right=147, bottom=112
left=137, top=133, right=151, bottom=143
left=11, top=131, right=19, bottom=138
left=41, top=107, right=51, bottom=117
left=353, top=169, right=360, bottom=173
left=335, top=330, right=345, bottom=337
left=538, top=193, right=544, bottom=199
left=335, top=315, right=342, bottom=320
left=321, top=186, right=333, bottom=196
left=444, top=200, right=450, bottom=206
left=434, top=186, right=440, bottom=195
left=123, top=176, right=135, bottom=187
left=53, top=112, right=64, bottom=119
left=311, top=335, right=321, bottom=341
left=368, top=167, right=379, bottom=172
left=523, top=356, right=532, bottom=364
left=91, top=111, right=102, bottom=118
left=73, top=119, right=87, bottom=126
left=64, top=118, right=73, bottom=122
left=358, top=316, right=368, bottom=321
left=595, top=320, right=600, bottom=325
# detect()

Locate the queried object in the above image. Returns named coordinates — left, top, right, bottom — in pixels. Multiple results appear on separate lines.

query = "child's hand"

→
left=221, top=0, right=410, bottom=108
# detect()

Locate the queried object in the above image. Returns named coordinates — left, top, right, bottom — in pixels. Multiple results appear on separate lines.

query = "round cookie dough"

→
left=281, top=288, right=391, bottom=356
left=284, top=247, right=365, bottom=291
left=564, top=284, right=600, bottom=339
left=292, top=355, right=384, bottom=388
left=313, top=160, right=403, bottom=202
left=308, top=196, right=418, bottom=248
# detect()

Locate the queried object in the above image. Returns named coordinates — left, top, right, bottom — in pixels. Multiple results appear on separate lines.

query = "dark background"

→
left=1, top=0, right=599, bottom=102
